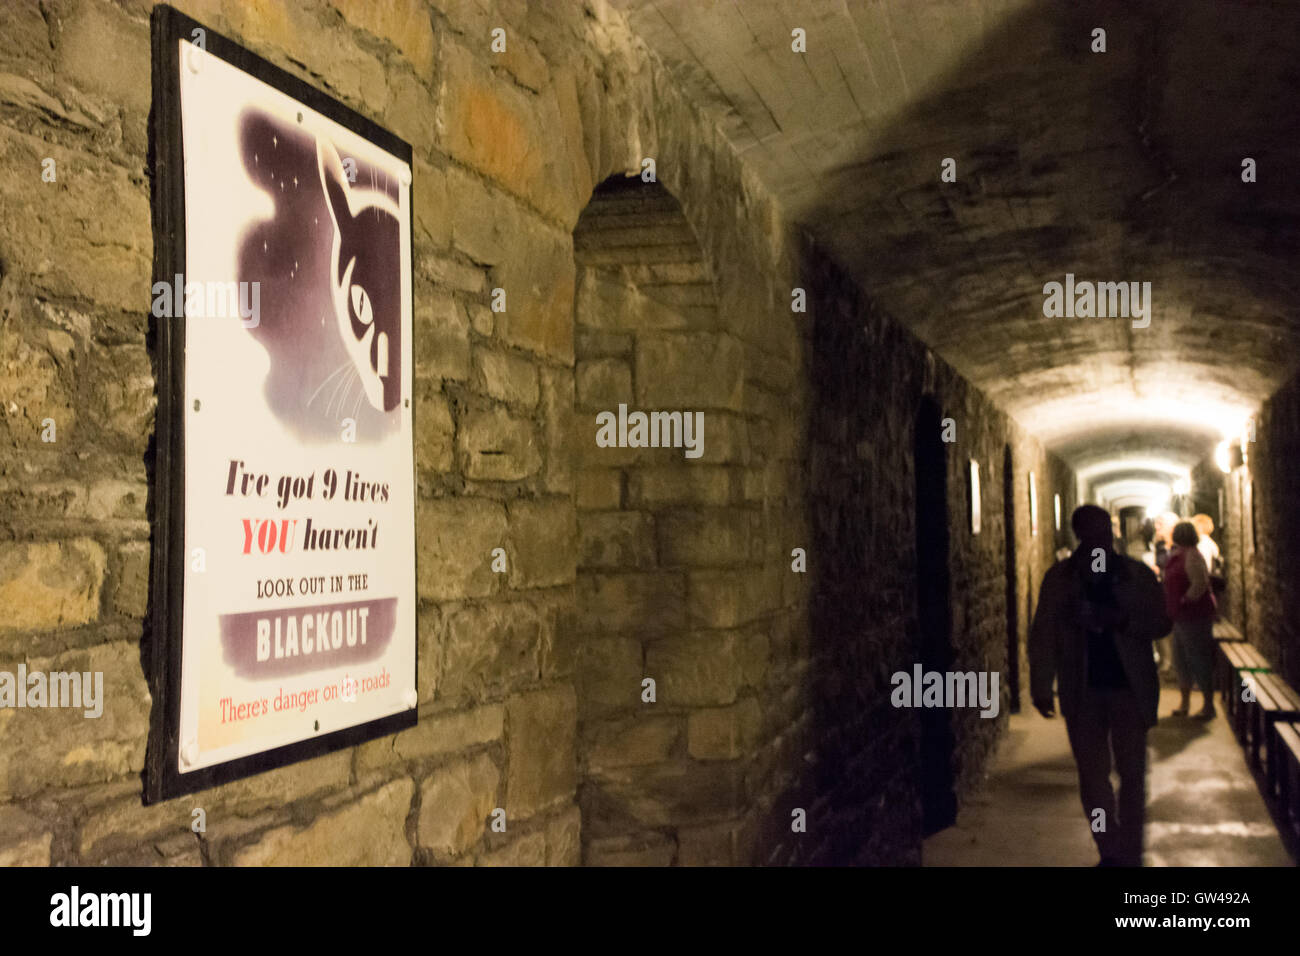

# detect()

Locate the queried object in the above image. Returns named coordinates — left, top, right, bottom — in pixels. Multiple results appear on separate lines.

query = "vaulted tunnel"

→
left=4, top=0, right=1300, bottom=873
left=613, top=0, right=1300, bottom=866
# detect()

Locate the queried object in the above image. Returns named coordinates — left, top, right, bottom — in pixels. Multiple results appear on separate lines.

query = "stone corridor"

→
left=0, top=0, right=1298, bottom=872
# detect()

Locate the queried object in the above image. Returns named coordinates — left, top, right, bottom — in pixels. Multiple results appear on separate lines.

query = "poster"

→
left=149, top=8, right=417, bottom=799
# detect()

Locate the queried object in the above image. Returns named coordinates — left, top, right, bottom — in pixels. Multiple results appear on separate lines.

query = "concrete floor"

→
left=923, top=688, right=1295, bottom=866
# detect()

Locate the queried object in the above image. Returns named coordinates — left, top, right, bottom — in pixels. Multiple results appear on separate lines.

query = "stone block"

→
left=590, top=760, right=745, bottom=827
left=656, top=509, right=753, bottom=568
left=677, top=817, right=755, bottom=866
left=0, top=805, right=51, bottom=866
left=506, top=686, right=577, bottom=819
left=636, top=333, right=744, bottom=411
left=0, top=129, right=150, bottom=313
left=585, top=831, right=675, bottom=867
left=415, top=382, right=455, bottom=475
left=577, top=329, right=633, bottom=358
left=355, top=703, right=503, bottom=774
left=473, top=348, right=539, bottom=408
left=571, top=635, right=643, bottom=719
left=414, top=288, right=471, bottom=383
left=576, top=358, right=632, bottom=408
left=88, top=480, right=148, bottom=520
left=57, top=2, right=150, bottom=117
left=417, top=753, right=500, bottom=857
left=458, top=405, right=541, bottom=481
left=544, top=804, right=581, bottom=866
left=645, top=632, right=739, bottom=707
left=91, top=344, right=154, bottom=450
left=578, top=511, right=655, bottom=570
left=222, top=1, right=389, bottom=110
left=489, top=231, right=575, bottom=365
left=212, top=749, right=352, bottom=815
left=575, top=571, right=684, bottom=634
left=576, top=470, right=622, bottom=510
left=628, top=467, right=732, bottom=507
left=685, top=569, right=768, bottom=628
left=507, top=498, right=576, bottom=589
left=234, top=778, right=413, bottom=866
left=415, top=497, right=507, bottom=601
left=574, top=268, right=686, bottom=333
left=437, top=36, right=581, bottom=227
left=586, top=716, right=682, bottom=771
left=0, top=318, right=79, bottom=447
left=78, top=789, right=194, bottom=860
left=331, top=0, right=436, bottom=79
left=478, top=829, right=546, bottom=866
left=416, top=603, right=442, bottom=703
left=112, top=542, right=150, bottom=619
left=0, top=650, right=148, bottom=801
left=539, top=366, right=574, bottom=494
left=687, top=698, right=762, bottom=760
left=440, top=602, right=541, bottom=703
left=0, top=539, right=105, bottom=633
left=413, top=159, right=451, bottom=249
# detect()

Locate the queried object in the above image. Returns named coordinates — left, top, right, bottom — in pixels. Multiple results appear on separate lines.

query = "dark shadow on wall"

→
left=785, top=0, right=1300, bottom=865
left=1003, top=445, right=1019, bottom=714
left=915, top=395, right=957, bottom=834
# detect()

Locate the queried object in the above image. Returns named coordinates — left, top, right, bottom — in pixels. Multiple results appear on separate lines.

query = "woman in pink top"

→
left=1164, top=521, right=1218, bottom=719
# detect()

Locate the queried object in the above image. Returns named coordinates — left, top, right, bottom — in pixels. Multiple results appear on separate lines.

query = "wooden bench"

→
left=1213, top=624, right=1247, bottom=720
left=1213, top=619, right=1245, bottom=641
left=1275, top=721, right=1300, bottom=841
left=1221, top=642, right=1272, bottom=743
left=1247, top=672, right=1300, bottom=794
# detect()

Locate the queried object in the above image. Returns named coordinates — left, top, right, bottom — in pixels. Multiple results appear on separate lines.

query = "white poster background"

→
left=176, top=39, right=415, bottom=773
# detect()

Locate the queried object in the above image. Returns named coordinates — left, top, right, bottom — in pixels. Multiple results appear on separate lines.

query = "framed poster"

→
left=147, top=6, right=417, bottom=801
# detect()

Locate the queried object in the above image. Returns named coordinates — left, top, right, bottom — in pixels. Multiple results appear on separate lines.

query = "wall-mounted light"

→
left=1215, top=439, right=1243, bottom=474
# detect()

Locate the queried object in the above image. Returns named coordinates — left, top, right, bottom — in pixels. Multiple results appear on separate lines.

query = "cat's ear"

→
left=316, top=138, right=352, bottom=232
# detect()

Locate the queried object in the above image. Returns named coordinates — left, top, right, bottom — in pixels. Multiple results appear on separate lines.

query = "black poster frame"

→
left=146, top=5, right=417, bottom=803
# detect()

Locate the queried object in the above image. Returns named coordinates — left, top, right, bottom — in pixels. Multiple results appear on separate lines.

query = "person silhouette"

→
left=1029, top=504, right=1171, bottom=866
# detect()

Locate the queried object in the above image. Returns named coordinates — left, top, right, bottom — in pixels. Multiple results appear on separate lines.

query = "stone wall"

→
left=0, top=0, right=810, bottom=866
left=0, top=0, right=1071, bottom=866
left=791, top=240, right=1075, bottom=864
left=1207, top=374, right=1299, bottom=688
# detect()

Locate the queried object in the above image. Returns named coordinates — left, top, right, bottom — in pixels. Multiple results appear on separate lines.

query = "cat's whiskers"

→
left=326, top=360, right=355, bottom=419
left=306, top=360, right=352, bottom=410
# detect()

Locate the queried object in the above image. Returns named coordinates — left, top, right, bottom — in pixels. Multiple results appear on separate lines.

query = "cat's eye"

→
left=350, top=284, right=373, bottom=326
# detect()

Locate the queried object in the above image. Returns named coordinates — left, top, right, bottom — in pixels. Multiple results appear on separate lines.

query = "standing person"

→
left=1152, top=511, right=1178, bottom=577
left=1192, top=513, right=1221, bottom=573
left=1029, top=505, right=1171, bottom=867
left=1165, top=521, right=1218, bottom=719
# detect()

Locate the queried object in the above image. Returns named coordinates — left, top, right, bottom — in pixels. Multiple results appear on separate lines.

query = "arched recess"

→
left=570, top=174, right=752, bottom=865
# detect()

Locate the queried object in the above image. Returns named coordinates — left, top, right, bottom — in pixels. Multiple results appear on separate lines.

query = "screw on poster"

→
left=148, top=7, right=417, bottom=800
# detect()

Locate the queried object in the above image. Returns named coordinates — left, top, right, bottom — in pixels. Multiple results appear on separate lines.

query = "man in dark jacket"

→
left=1029, top=504, right=1171, bottom=866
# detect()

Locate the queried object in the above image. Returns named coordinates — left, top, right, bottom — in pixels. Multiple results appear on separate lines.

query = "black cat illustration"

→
left=237, top=110, right=403, bottom=442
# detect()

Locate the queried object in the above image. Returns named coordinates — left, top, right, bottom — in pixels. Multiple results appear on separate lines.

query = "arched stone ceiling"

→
left=611, top=0, right=1300, bottom=472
